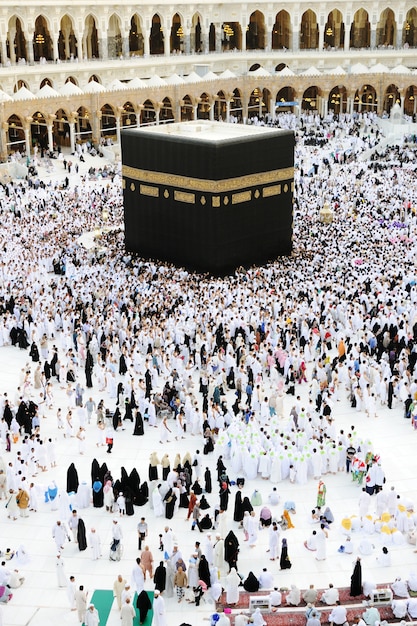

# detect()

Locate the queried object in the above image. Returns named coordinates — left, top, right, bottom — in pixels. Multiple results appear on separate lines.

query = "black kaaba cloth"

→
left=122, top=121, right=294, bottom=274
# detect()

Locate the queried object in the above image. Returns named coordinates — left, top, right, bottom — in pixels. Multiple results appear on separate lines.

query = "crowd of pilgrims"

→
left=0, top=113, right=416, bottom=563
left=0, top=114, right=416, bottom=463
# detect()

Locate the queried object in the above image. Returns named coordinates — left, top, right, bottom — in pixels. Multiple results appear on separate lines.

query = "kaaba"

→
left=121, top=121, right=294, bottom=274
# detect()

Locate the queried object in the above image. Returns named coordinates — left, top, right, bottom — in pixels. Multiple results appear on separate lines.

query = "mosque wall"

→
left=0, top=1, right=416, bottom=160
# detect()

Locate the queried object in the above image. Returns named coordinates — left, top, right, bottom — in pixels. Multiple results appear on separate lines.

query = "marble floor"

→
left=0, top=155, right=416, bottom=626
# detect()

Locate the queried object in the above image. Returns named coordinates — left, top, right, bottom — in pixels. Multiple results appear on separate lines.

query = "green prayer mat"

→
left=83, top=589, right=114, bottom=626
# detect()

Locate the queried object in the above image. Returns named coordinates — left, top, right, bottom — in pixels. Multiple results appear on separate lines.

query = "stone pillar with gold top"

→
left=24, top=117, right=33, bottom=156
left=68, top=112, right=78, bottom=154
left=135, top=104, right=144, bottom=127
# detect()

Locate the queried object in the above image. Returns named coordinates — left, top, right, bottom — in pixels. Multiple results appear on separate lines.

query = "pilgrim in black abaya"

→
left=243, top=571, right=260, bottom=592
left=350, top=557, right=362, bottom=596
left=198, top=555, right=211, bottom=588
left=85, top=350, right=93, bottom=388
left=280, top=538, right=292, bottom=570
left=133, top=411, right=144, bottom=436
left=77, top=518, right=87, bottom=551
left=224, top=531, right=239, bottom=571
left=128, top=469, right=141, bottom=503
left=91, top=459, right=100, bottom=487
left=164, top=489, right=176, bottom=519
left=136, top=590, right=152, bottom=624
left=92, top=478, right=104, bottom=507
left=204, top=467, right=212, bottom=493
left=153, top=561, right=167, bottom=592
left=233, top=491, right=244, bottom=523
left=67, top=463, right=79, bottom=493
left=219, top=482, right=230, bottom=511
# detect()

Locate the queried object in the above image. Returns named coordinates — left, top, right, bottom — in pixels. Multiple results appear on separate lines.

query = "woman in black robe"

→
left=67, top=463, right=79, bottom=493
left=125, top=490, right=134, bottom=516
left=128, top=469, right=140, bottom=503
left=199, top=495, right=210, bottom=510
left=219, top=482, right=230, bottom=511
left=120, top=467, right=129, bottom=492
left=133, top=410, right=144, bottom=436
left=137, top=481, right=149, bottom=506
left=279, top=538, right=291, bottom=570
left=204, top=467, right=212, bottom=493
left=243, top=571, right=259, bottom=592
left=77, top=518, right=87, bottom=551
left=136, top=590, right=152, bottom=624
left=241, top=497, right=253, bottom=516
left=198, top=555, right=211, bottom=588
left=119, top=353, right=127, bottom=376
left=85, top=349, right=94, bottom=388
left=116, top=382, right=124, bottom=406
left=92, top=478, right=104, bottom=507
left=130, top=388, right=137, bottom=409
left=233, top=491, right=244, bottom=523
left=216, top=456, right=227, bottom=482
left=123, top=399, right=133, bottom=422
left=112, top=407, right=121, bottom=431
left=350, top=556, right=362, bottom=596
left=99, top=463, right=108, bottom=486
left=164, top=488, right=176, bottom=519
left=191, top=480, right=202, bottom=495
left=224, top=531, right=239, bottom=571
left=91, top=459, right=100, bottom=487
left=29, top=342, right=40, bottom=362
left=153, top=561, right=167, bottom=592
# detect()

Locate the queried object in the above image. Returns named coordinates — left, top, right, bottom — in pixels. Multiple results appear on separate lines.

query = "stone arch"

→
left=222, top=22, right=242, bottom=51
left=404, top=85, right=417, bottom=116
left=272, top=10, right=291, bottom=50
left=383, top=83, right=401, bottom=114
left=170, top=13, right=184, bottom=53
left=208, top=23, right=216, bottom=51
left=83, top=14, right=99, bottom=59
left=161, top=96, right=174, bottom=122
left=197, top=92, right=210, bottom=119
left=40, top=77, right=53, bottom=88
left=246, top=10, right=266, bottom=50
left=302, top=85, right=320, bottom=111
left=214, top=90, right=227, bottom=120
left=141, top=99, right=157, bottom=125
left=354, top=84, right=377, bottom=112
left=58, top=14, right=78, bottom=60
left=7, top=114, right=25, bottom=153
left=7, top=15, right=28, bottom=63
left=108, top=13, right=122, bottom=58
left=53, top=108, right=71, bottom=149
left=376, top=8, right=396, bottom=47
left=88, top=74, right=101, bottom=83
left=76, top=106, right=93, bottom=143
left=248, top=87, right=269, bottom=118
left=300, top=10, right=319, bottom=50
left=14, top=79, right=29, bottom=92
left=121, top=102, right=137, bottom=127
left=328, top=85, right=348, bottom=113
left=150, top=14, right=164, bottom=55
left=324, top=9, right=345, bottom=50
left=350, top=9, right=370, bottom=49
left=65, top=76, right=79, bottom=85
left=275, top=86, right=297, bottom=112
left=129, top=14, right=144, bottom=57
left=230, top=88, right=243, bottom=120
left=33, top=15, right=53, bottom=61
left=191, top=13, right=203, bottom=53
left=30, top=111, right=48, bottom=150
left=101, top=103, right=117, bottom=140
left=180, top=94, right=193, bottom=121
left=404, top=9, right=417, bottom=47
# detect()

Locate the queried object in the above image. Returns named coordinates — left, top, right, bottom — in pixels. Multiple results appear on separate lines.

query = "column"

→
left=8, top=28, right=16, bottom=63
left=193, top=99, right=200, bottom=120
left=92, top=111, right=102, bottom=146
left=344, top=21, right=351, bottom=50
left=1, top=122, right=8, bottom=162
left=209, top=97, right=215, bottom=121
left=370, top=27, right=376, bottom=49
left=122, top=32, right=129, bottom=58
left=292, top=28, right=299, bottom=51
left=269, top=97, right=275, bottom=119
left=24, top=118, right=32, bottom=156
left=68, top=115, right=76, bottom=153
left=242, top=94, right=249, bottom=123
left=46, top=114, right=56, bottom=151
left=143, top=30, right=150, bottom=56
left=183, top=29, right=190, bottom=54
left=64, top=32, right=70, bottom=59
left=115, top=114, right=121, bottom=145
left=396, top=28, right=403, bottom=49
left=176, top=100, right=183, bottom=122
left=1, top=39, right=7, bottom=65
left=322, top=98, right=328, bottom=118
left=135, top=105, right=144, bottom=127
left=215, top=24, right=222, bottom=52
left=53, top=34, right=59, bottom=62
left=155, top=103, right=163, bottom=125
left=100, top=37, right=108, bottom=60
left=27, top=32, right=34, bottom=64
left=318, top=25, right=324, bottom=50
left=241, top=24, right=247, bottom=51
left=163, top=29, right=170, bottom=56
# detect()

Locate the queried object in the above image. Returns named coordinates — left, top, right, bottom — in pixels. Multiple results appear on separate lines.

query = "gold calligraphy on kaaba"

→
left=263, top=184, right=281, bottom=197
left=122, top=165, right=293, bottom=194
left=174, top=190, right=195, bottom=204
left=232, top=191, right=251, bottom=204
left=140, top=184, right=159, bottom=197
